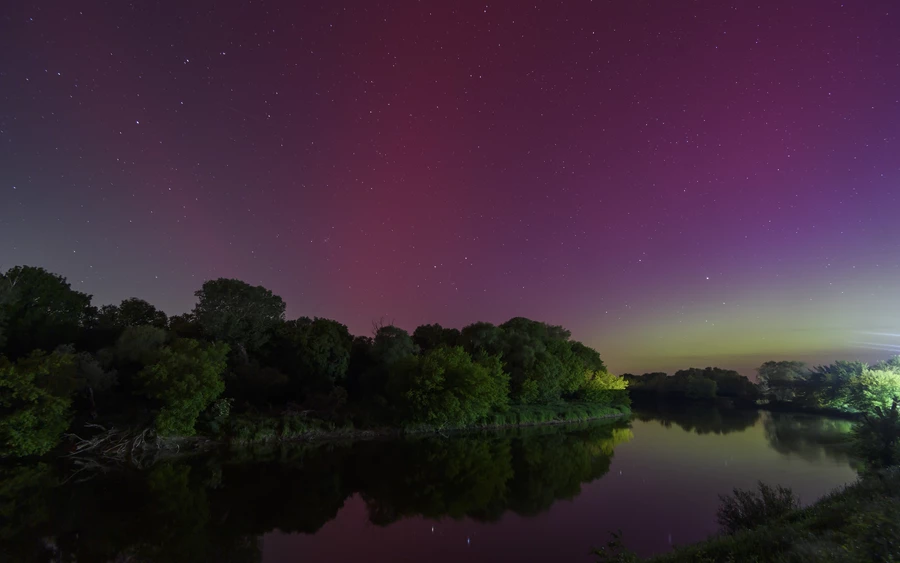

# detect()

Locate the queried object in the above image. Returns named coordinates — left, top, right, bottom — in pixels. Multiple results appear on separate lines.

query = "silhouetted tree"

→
left=0, top=266, right=92, bottom=359
left=192, top=279, right=285, bottom=358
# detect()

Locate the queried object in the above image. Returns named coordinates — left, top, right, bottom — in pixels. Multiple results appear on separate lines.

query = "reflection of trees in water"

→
left=0, top=421, right=632, bottom=561
left=762, top=412, right=855, bottom=464
left=634, top=402, right=760, bottom=435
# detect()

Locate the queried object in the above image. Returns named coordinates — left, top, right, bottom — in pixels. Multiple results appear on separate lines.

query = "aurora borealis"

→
left=2, top=1, right=899, bottom=375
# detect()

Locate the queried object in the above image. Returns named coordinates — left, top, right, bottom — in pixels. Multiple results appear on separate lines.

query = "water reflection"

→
left=762, top=412, right=856, bottom=464
left=0, top=421, right=632, bottom=562
left=632, top=400, right=760, bottom=435
left=632, top=402, right=856, bottom=465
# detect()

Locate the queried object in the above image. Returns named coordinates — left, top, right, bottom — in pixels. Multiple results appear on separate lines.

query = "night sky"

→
left=2, top=1, right=899, bottom=375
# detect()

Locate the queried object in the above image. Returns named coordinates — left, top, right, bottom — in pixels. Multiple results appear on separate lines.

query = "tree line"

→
left=625, top=359, right=900, bottom=468
left=0, top=266, right=629, bottom=458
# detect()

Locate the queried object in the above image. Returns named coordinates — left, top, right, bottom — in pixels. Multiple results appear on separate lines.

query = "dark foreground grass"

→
left=644, top=468, right=900, bottom=563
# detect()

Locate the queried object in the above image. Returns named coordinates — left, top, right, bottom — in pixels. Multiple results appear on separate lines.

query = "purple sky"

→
left=2, top=0, right=899, bottom=374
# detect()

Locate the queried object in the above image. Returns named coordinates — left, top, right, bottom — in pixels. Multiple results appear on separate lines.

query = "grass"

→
left=643, top=468, right=900, bottom=563
left=226, top=412, right=354, bottom=444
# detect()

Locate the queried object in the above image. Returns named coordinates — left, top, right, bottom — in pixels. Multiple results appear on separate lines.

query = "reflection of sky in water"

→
left=263, top=411, right=857, bottom=562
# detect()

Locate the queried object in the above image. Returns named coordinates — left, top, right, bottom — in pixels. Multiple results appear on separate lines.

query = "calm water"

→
left=1, top=406, right=858, bottom=562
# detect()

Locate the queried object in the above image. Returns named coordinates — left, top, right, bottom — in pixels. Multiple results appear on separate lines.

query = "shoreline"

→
left=60, top=407, right=632, bottom=461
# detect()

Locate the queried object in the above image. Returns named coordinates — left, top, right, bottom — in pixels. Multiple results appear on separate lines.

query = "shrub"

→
left=579, top=370, right=630, bottom=407
left=716, top=481, right=800, bottom=534
left=0, top=351, right=76, bottom=457
left=136, top=339, right=229, bottom=436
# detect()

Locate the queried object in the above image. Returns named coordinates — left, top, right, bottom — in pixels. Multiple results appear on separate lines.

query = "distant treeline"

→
left=623, top=359, right=900, bottom=422
left=0, top=266, right=628, bottom=458
left=622, top=367, right=759, bottom=403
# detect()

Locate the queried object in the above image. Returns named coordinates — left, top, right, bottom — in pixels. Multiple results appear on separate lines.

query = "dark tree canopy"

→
left=387, top=346, right=509, bottom=427
left=265, top=317, right=353, bottom=394
left=100, top=298, right=169, bottom=329
left=192, top=278, right=285, bottom=356
left=0, top=266, right=93, bottom=359
left=411, top=323, right=461, bottom=353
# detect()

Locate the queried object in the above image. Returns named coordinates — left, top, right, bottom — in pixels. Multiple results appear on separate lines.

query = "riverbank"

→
left=225, top=402, right=631, bottom=445
left=60, top=402, right=631, bottom=462
left=642, top=469, right=899, bottom=563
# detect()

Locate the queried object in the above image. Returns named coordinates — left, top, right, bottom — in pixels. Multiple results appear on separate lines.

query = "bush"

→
left=716, top=481, right=800, bottom=534
left=136, top=339, right=229, bottom=436
left=578, top=370, right=630, bottom=407
left=387, top=346, right=509, bottom=427
left=0, top=351, right=76, bottom=457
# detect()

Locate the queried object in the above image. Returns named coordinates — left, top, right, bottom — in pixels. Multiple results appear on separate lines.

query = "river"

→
left=1, top=406, right=858, bottom=562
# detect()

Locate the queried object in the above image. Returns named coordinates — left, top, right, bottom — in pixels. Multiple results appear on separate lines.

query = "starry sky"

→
left=2, top=1, right=899, bottom=375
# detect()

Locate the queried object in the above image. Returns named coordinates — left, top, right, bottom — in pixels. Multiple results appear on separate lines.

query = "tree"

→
left=387, top=346, right=508, bottom=427
left=0, top=277, right=15, bottom=352
left=685, top=375, right=718, bottom=400
left=267, top=317, right=353, bottom=393
left=54, top=344, right=117, bottom=418
left=0, top=266, right=93, bottom=359
left=98, top=298, right=168, bottom=329
left=497, top=317, right=583, bottom=404
left=570, top=341, right=607, bottom=373
left=578, top=370, right=629, bottom=407
left=459, top=322, right=504, bottom=356
left=412, top=324, right=461, bottom=353
left=848, top=368, right=900, bottom=414
left=0, top=351, right=76, bottom=457
left=756, top=361, right=807, bottom=402
left=357, top=326, right=420, bottom=399
left=114, top=325, right=168, bottom=367
left=852, top=397, right=900, bottom=469
left=192, top=279, right=285, bottom=357
left=136, top=339, right=229, bottom=436
left=168, top=313, right=203, bottom=340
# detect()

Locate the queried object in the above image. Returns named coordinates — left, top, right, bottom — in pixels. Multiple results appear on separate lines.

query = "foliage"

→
left=624, top=367, right=756, bottom=403
left=355, top=325, right=419, bottom=399
left=579, top=370, right=630, bottom=407
left=137, top=339, right=229, bottom=436
left=200, top=397, right=234, bottom=435
left=266, top=317, right=353, bottom=393
left=0, top=265, right=627, bottom=444
left=593, top=531, right=640, bottom=563
left=685, top=375, right=717, bottom=400
left=0, top=266, right=92, bottom=359
left=97, top=297, right=169, bottom=329
left=225, top=362, right=289, bottom=406
left=852, top=397, right=900, bottom=469
left=0, top=351, right=76, bottom=457
left=192, top=278, right=285, bottom=355
left=847, top=367, right=900, bottom=414
left=756, top=361, right=807, bottom=403
left=571, top=341, right=607, bottom=373
left=168, top=313, right=203, bottom=339
left=496, top=317, right=584, bottom=404
left=113, top=325, right=168, bottom=367
left=646, top=470, right=900, bottom=563
left=387, top=346, right=509, bottom=427
left=412, top=323, right=461, bottom=352
left=716, top=481, right=800, bottom=535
